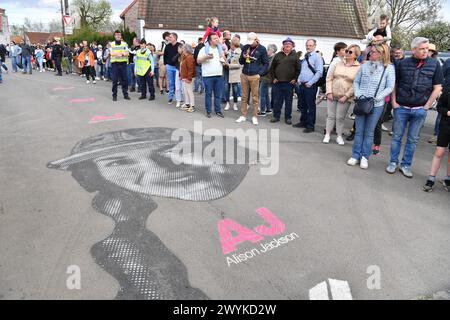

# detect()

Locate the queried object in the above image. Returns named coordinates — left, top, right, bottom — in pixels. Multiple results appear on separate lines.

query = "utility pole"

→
left=60, top=0, right=66, bottom=41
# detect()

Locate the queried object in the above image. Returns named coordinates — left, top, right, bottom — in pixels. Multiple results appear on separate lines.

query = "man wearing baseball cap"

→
left=236, top=32, right=269, bottom=125
left=269, top=37, right=300, bottom=125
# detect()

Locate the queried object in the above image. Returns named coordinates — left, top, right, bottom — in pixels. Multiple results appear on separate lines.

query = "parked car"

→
left=404, top=50, right=450, bottom=66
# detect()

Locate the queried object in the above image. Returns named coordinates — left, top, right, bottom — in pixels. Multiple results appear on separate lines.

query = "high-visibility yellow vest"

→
left=110, top=41, right=128, bottom=63
left=135, top=49, right=151, bottom=76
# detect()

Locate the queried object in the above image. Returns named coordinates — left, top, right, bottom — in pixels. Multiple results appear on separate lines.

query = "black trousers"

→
left=374, top=103, right=388, bottom=146
left=112, top=62, right=128, bottom=97
left=82, top=66, right=95, bottom=80
left=55, top=56, right=62, bottom=75
left=138, top=72, right=155, bottom=98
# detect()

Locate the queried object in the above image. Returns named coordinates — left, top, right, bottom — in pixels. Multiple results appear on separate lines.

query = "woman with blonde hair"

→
left=324, top=44, right=361, bottom=145
left=347, top=43, right=395, bottom=169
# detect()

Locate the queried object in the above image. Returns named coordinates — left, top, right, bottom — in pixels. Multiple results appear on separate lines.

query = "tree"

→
left=71, top=0, right=112, bottom=30
left=385, top=0, right=444, bottom=32
left=416, top=21, right=450, bottom=51
left=363, top=0, right=387, bottom=26
left=48, top=19, right=63, bottom=33
left=10, top=25, right=23, bottom=37
left=363, top=0, right=445, bottom=49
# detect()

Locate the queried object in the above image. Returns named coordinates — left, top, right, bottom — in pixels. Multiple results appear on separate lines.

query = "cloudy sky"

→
left=2, top=0, right=450, bottom=27
left=2, top=0, right=128, bottom=26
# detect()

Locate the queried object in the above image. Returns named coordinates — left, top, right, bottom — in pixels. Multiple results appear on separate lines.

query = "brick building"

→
left=120, top=0, right=143, bottom=39
left=121, top=0, right=368, bottom=63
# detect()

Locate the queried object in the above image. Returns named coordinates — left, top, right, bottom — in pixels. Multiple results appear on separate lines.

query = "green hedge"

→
left=66, top=26, right=137, bottom=47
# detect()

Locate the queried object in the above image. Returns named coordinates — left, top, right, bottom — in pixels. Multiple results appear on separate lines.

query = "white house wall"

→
left=144, top=28, right=365, bottom=63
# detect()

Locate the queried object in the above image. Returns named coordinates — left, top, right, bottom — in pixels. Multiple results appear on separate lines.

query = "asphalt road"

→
left=0, top=65, right=449, bottom=300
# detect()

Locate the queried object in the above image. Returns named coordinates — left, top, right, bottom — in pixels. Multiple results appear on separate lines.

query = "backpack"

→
left=305, top=54, right=327, bottom=87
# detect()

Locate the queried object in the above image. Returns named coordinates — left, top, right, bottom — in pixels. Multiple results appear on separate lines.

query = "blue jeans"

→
left=222, top=69, right=230, bottom=103
left=12, top=56, right=19, bottom=72
left=260, top=81, right=271, bottom=112
left=166, top=64, right=177, bottom=101
left=195, top=66, right=204, bottom=92
left=0, top=63, right=2, bottom=82
left=389, top=106, right=428, bottom=168
left=272, top=82, right=295, bottom=119
left=298, top=85, right=318, bottom=129
left=127, top=63, right=136, bottom=88
left=352, top=106, right=384, bottom=160
left=237, top=83, right=242, bottom=97
left=227, top=83, right=239, bottom=103
left=203, top=76, right=223, bottom=113
left=154, top=67, right=159, bottom=83
left=106, top=66, right=112, bottom=80
left=22, top=56, right=32, bottom=74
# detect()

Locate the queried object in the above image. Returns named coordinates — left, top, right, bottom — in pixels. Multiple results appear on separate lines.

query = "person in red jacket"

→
left=180, top=44, right=197, bottom=112
left=202, top=17, right=226, bottom=63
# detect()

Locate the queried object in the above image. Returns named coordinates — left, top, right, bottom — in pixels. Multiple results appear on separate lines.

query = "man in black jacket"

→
left=53, top=40, right=63, bottom=76
left=235, top=32, right=269, bottom=126
left=20, top=42, right=33, bottom=74
left=163, top=33, right=181, bottom=104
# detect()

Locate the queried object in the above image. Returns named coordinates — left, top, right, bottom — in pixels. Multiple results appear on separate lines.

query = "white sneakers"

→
left=360, top=157, right=369, bottom=170
left=323, top=135, right=344, bottom=145
left=235, top=116, right=258, bottom=125
left=176, top=101, right=181, bottom=108
left=86, top=80, right=90, bottom=84
left=347, top=158, right=359, bottom=166
left=347, top=157, right=369, bottom=169
left=225, top=103, right=238, bottom=111
left=92, top=80, right=97, bottom=84
left=336, top=136, right=345, bottom=146
left=235, top=116, right=246, bottom=123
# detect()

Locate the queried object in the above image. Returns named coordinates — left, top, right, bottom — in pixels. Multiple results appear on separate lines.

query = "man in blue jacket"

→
left=293, top=39, right=324, bottom=133
left=235, top=32, right=269, bottom=126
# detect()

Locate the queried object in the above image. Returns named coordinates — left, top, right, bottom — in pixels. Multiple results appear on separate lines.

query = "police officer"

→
left=110, top=30, right=130, bottom=101
left=136, top=39, right=156, bottom=101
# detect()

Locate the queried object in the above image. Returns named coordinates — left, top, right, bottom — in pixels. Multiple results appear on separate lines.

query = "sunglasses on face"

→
left=345, top=50, right=354, bottom=54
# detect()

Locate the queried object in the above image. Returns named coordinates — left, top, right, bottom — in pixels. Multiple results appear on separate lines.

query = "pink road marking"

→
left=218, top=219, right=264, bottom=255
left=69, top=97, right=96, bottom=103
left=218, top=208, right=286, bottom=255
left=254, top=207, right=285, bottom=237
left=89, top=113, right=125, bottom=124
left=53, top=86, right=75, bottom=91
